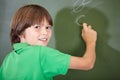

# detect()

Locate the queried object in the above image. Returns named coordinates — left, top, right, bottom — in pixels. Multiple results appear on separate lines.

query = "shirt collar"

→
left=13, top=43, right=30, bottom=50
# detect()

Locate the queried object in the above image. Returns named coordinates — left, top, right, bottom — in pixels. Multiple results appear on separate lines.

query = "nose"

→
left=41, top=28, right=47, bottom=35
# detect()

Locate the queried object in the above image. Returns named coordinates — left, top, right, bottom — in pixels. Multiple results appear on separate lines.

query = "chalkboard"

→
left=0, top=0, right=120, bottom=80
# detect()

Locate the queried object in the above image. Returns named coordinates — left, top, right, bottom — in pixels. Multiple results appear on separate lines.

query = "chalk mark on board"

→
left=71, top=0, right=103, bottom=26
left=75, top=15, right=85, bottom=26
left=72, top=0, right=92, bottom=13
left=71, top=0, right=92, bottom=26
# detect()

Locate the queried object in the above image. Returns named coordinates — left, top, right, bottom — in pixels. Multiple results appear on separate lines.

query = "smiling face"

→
left=20, top=19, right=52, bottom=46
left=10, top=5, right=53, bottom=45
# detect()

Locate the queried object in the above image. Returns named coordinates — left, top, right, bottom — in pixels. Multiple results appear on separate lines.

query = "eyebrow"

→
left=32, top=24, right=52, bottom=27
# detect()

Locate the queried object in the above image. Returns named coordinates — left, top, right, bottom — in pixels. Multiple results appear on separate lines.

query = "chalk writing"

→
left=72, top=0, right=92, bottom=26
left=75, top=15, right=85, bottom=25
left=72, top=0, right=92, bottom=13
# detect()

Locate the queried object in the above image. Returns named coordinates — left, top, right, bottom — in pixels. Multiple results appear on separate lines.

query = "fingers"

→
left=82, top=23, right=92, bottom=29
left=88, top=25, right=92, bottom=29
left=81, top=22, right=97, bottom=44
left=82, top=23, right=88, bottom=30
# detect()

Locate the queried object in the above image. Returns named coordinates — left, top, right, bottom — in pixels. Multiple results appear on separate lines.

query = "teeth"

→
left=39, top=38, right=47, bottom=41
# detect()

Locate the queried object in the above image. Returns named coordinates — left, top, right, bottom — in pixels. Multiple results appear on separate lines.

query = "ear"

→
left=19, top=32, right=25, bottom=39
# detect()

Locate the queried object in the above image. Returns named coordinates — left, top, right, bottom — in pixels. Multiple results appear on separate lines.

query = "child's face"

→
left=20, top=19, right=52, bottom=46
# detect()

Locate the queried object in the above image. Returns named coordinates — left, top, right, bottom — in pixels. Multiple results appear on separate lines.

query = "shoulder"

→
left=40, top=46, right=71, bottom=60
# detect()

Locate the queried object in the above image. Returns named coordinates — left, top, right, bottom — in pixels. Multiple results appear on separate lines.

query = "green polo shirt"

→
left=0, top=43, right=70, bottom=80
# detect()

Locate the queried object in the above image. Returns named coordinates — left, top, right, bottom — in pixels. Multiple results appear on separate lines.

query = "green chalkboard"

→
left=54, top=0, right=120, bottom=80
left=0, top=0, right=120, bottom=80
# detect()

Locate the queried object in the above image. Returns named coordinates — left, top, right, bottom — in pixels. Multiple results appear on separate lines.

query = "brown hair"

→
left=10, top=4, right=53, bottom=45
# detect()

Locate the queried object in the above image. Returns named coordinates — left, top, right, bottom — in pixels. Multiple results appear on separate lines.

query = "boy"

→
left=0, top=4, right=97, bottom=80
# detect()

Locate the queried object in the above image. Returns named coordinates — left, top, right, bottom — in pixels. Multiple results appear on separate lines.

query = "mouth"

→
left=38, top=38, right=48, bottom=42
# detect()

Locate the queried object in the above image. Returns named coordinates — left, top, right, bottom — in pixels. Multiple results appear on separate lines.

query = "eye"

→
left=46, top=26, right=52, bottom=29
left=34, top=25, right=40, bottom=29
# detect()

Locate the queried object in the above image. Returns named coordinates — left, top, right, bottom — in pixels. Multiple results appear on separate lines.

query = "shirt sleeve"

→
left=40, top=46, right=70, bottom=77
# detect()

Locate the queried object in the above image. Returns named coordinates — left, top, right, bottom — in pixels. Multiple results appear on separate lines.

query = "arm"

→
left=69, top=23, right=97, bottom=70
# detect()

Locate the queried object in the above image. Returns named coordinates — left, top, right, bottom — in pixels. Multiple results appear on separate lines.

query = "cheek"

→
left=25, top=32, right=35, bottom=40
left=48, top=30, right=52, bottom=38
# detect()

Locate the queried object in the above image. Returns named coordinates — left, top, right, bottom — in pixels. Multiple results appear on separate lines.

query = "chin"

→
left=39, top=43, right=48, bottom=46
left=36, top=42, right=48, bottom=46
left=43, top=44, right=48, bottom=46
